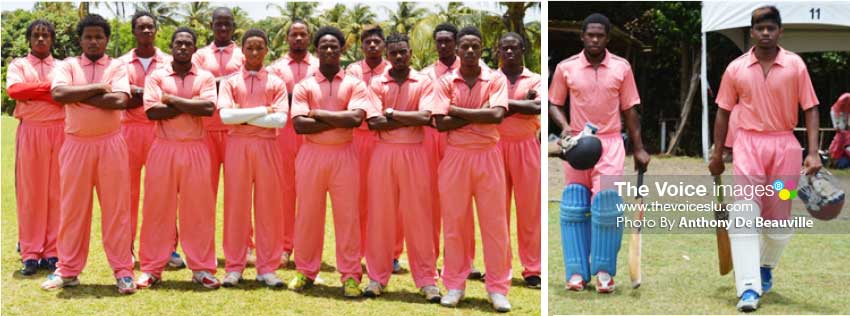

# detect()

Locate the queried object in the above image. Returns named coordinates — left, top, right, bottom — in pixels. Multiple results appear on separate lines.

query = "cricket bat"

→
left=713, top=175, right=733, bottom=276
left=628, top=170, right=645, bottom=289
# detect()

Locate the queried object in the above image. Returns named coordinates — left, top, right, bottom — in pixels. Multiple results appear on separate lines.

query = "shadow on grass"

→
left=214, top=258, right=337, bottom=273
left=763, top=291, right=841, bottom=314
left=53, top=284, right=126, bottom=299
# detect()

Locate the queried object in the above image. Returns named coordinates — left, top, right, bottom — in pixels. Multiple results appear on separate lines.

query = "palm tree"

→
left=178, top=2, right=212, bottom=45
left=266, top=2, right=320, bottom=56
left=133, top=2, right=179, bottom=27
left=384, top=2, right=429, bottom=34
left=231, top=6, right=253, bottom=42
left=342, top=4, right=377, bottom=63
left=318, top=4, right=348, bottom=29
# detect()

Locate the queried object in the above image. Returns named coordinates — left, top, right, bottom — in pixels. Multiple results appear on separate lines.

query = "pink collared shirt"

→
left=218, top=67, right=289, bottom=139
left=51, top=54, right=131, bottom=136
left=290, top=69, right=372, bottom=145
left=497, top=67, right=541, bottom=140
left=367, top=69, right=435, bottom=144
left=6, top=53, right=64, bottom=121
left=716, top=46, right=819, bottom=132
left=120, top=47, right=172, bottom=124
left=346, top=59, right=391, bottom=85
left=143, top=63, right=217, bottom=141
left=432, top=67, right=509, bottom=149
left=548, top=50, right=640, bottom=135
left=421, top=56, right=461, bottom=82
left=192, top=41, right=245, bottom=131
left=268, top=53, right=319, bottom=94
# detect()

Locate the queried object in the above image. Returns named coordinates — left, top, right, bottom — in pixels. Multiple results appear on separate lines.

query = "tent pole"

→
left=701, top=31, right=710, bottom=162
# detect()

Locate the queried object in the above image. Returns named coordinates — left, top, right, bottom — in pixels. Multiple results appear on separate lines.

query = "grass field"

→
left=1, top=116, right=540, bottom=316
left=547, top=156, right=850, bottom=315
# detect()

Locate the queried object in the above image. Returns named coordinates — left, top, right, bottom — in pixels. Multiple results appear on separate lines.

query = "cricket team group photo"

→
left=3, top=1, right=850, bottom=315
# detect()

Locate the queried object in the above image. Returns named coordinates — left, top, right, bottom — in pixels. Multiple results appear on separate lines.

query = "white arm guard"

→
left=246, top=112, right=287, bottom=129
left=220, top=107, right=268, bottom=125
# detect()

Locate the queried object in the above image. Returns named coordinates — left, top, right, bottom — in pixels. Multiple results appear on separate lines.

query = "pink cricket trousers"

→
left=55, top=131, right=134, bottom=279
left=121, top=123, right=154, bottom=251
left=365, top=143, right=438, bottom=288
left=276, top=122, right=302, bottom=253
left=733, top=130, right=802, bottom=220
left=294, top=142, right=362, bottom=282
left=499, top=136, right=541, bottom=278
left=223, top=136, right=284, bottom=275
left=439, top=145, right=512, bottom=295
left=15, top=120, right=64, bottom=261
left=139, top=138, right=217, bottom=277
left=423, top=127, right=444, bottom=257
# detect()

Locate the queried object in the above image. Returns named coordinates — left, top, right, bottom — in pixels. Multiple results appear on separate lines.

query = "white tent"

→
left=700, top=1, right=850, bottom=159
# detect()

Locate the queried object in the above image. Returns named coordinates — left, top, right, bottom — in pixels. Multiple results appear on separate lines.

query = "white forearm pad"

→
left=729, top=199, right=762, bottom=296
left=247, top=112, right=287, bottom=128
left=760, top=228, right=793, bottom=268
left=220, top=107, right=267, bottom=124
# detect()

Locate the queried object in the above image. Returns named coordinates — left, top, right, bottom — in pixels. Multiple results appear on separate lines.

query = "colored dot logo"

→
left=775, top=179, right=797, bottom=201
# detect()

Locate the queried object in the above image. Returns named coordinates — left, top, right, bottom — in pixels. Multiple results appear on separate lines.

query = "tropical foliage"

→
left=2, top=2, right=541, bottom=115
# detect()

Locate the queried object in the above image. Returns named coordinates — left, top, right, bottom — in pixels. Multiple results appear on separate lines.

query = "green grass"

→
left=547, top=156, right=850, bottom=315
left=1, top=116, right=540, bottom=316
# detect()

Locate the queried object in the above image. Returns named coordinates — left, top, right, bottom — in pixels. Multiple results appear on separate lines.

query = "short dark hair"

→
left=433, top=23, right=458, bottom=39
left=751, top=6, right=782, bottom=28
left=582, top=13, right=611, bottom=34
left=242, top=28, right=268, bottom=46
left=211, top=7, right=233, bottom=22
left=287, top=18, right=308, bottom=34
left=131, top=10, right=157, bottom=30
left=385, top=33, right=409, bottom=46
left=456, top=26, right=482, bottom=42
left=360, top=25, right=384, bottom=42
left=499, top=32, right=525, bottom=49
left=171, top=26, right=197, bottom=45
left=313, top=26, right=345, bottom=48
left=77, top=14, right=111, bottom=38
left=26, top=19, right=55, bottom=44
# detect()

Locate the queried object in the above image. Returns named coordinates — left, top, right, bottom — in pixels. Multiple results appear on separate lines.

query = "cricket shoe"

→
left=257, top=273, right=285, bottom=288
left=21, top=259, right=39, bottom=276
left=168, top=252, right=186, bottom=269
left=737, top=289, right=760, bottom=312
left=192, top=271, right=221, bottom=289
left=420, top=285, right=442, bottom=303
left=566, top=274, right=586, bottom=291
left=288, top=271, right=314, bottom=292
left=761, top=267, right=773, bottom=293
left=40, top=257, right=58, bottom=272
left=222, top=271, right=242, bottom=287
left=343, top=278, right=362, bottom=298
left=595, top=271, right=615, bottom=293
left=440, top=289, right=465, bottom=307
left=41, top=274, right=79, bottom=290
left=488, top=292, right=512, bottom=313
left=135, top=272, right=160, bottom=289
left=363, top=280, right=383, bottom=298
left=392, top=259, right=401, bottom=274
left=116, top=276, right=137, bottom=294
left=525, top=275, right=541, bottom=289
left=468, top=266, right=483, bottom=280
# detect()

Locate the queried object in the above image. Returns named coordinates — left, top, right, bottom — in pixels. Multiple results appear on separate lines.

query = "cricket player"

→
left=41, top=14, right=136, bottom=294
left=496, top=32, right=543, bottom=289
left=119, top=11, right=186, bottom=269
left=7, top=20, right=63, bottom=276
left=268, top=18, right=318, bottom=266
left=218, top=29, right=288, bottom=288
left=432, top=26, right=512, bottom=312
left=362, top=33, right=441, bottom=302
left=135, top=27, right=220, bottom=290
left=549, top=13, right=650, bottom=293
left=344, top=26, right=398, bottom=267
left=422, top=23, right=489, bottom=278
left=709, top=6, right=820, bottom=312
left=192, top=7, right=245, bottom=199
left=287, top=26, right=371, bottom=298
